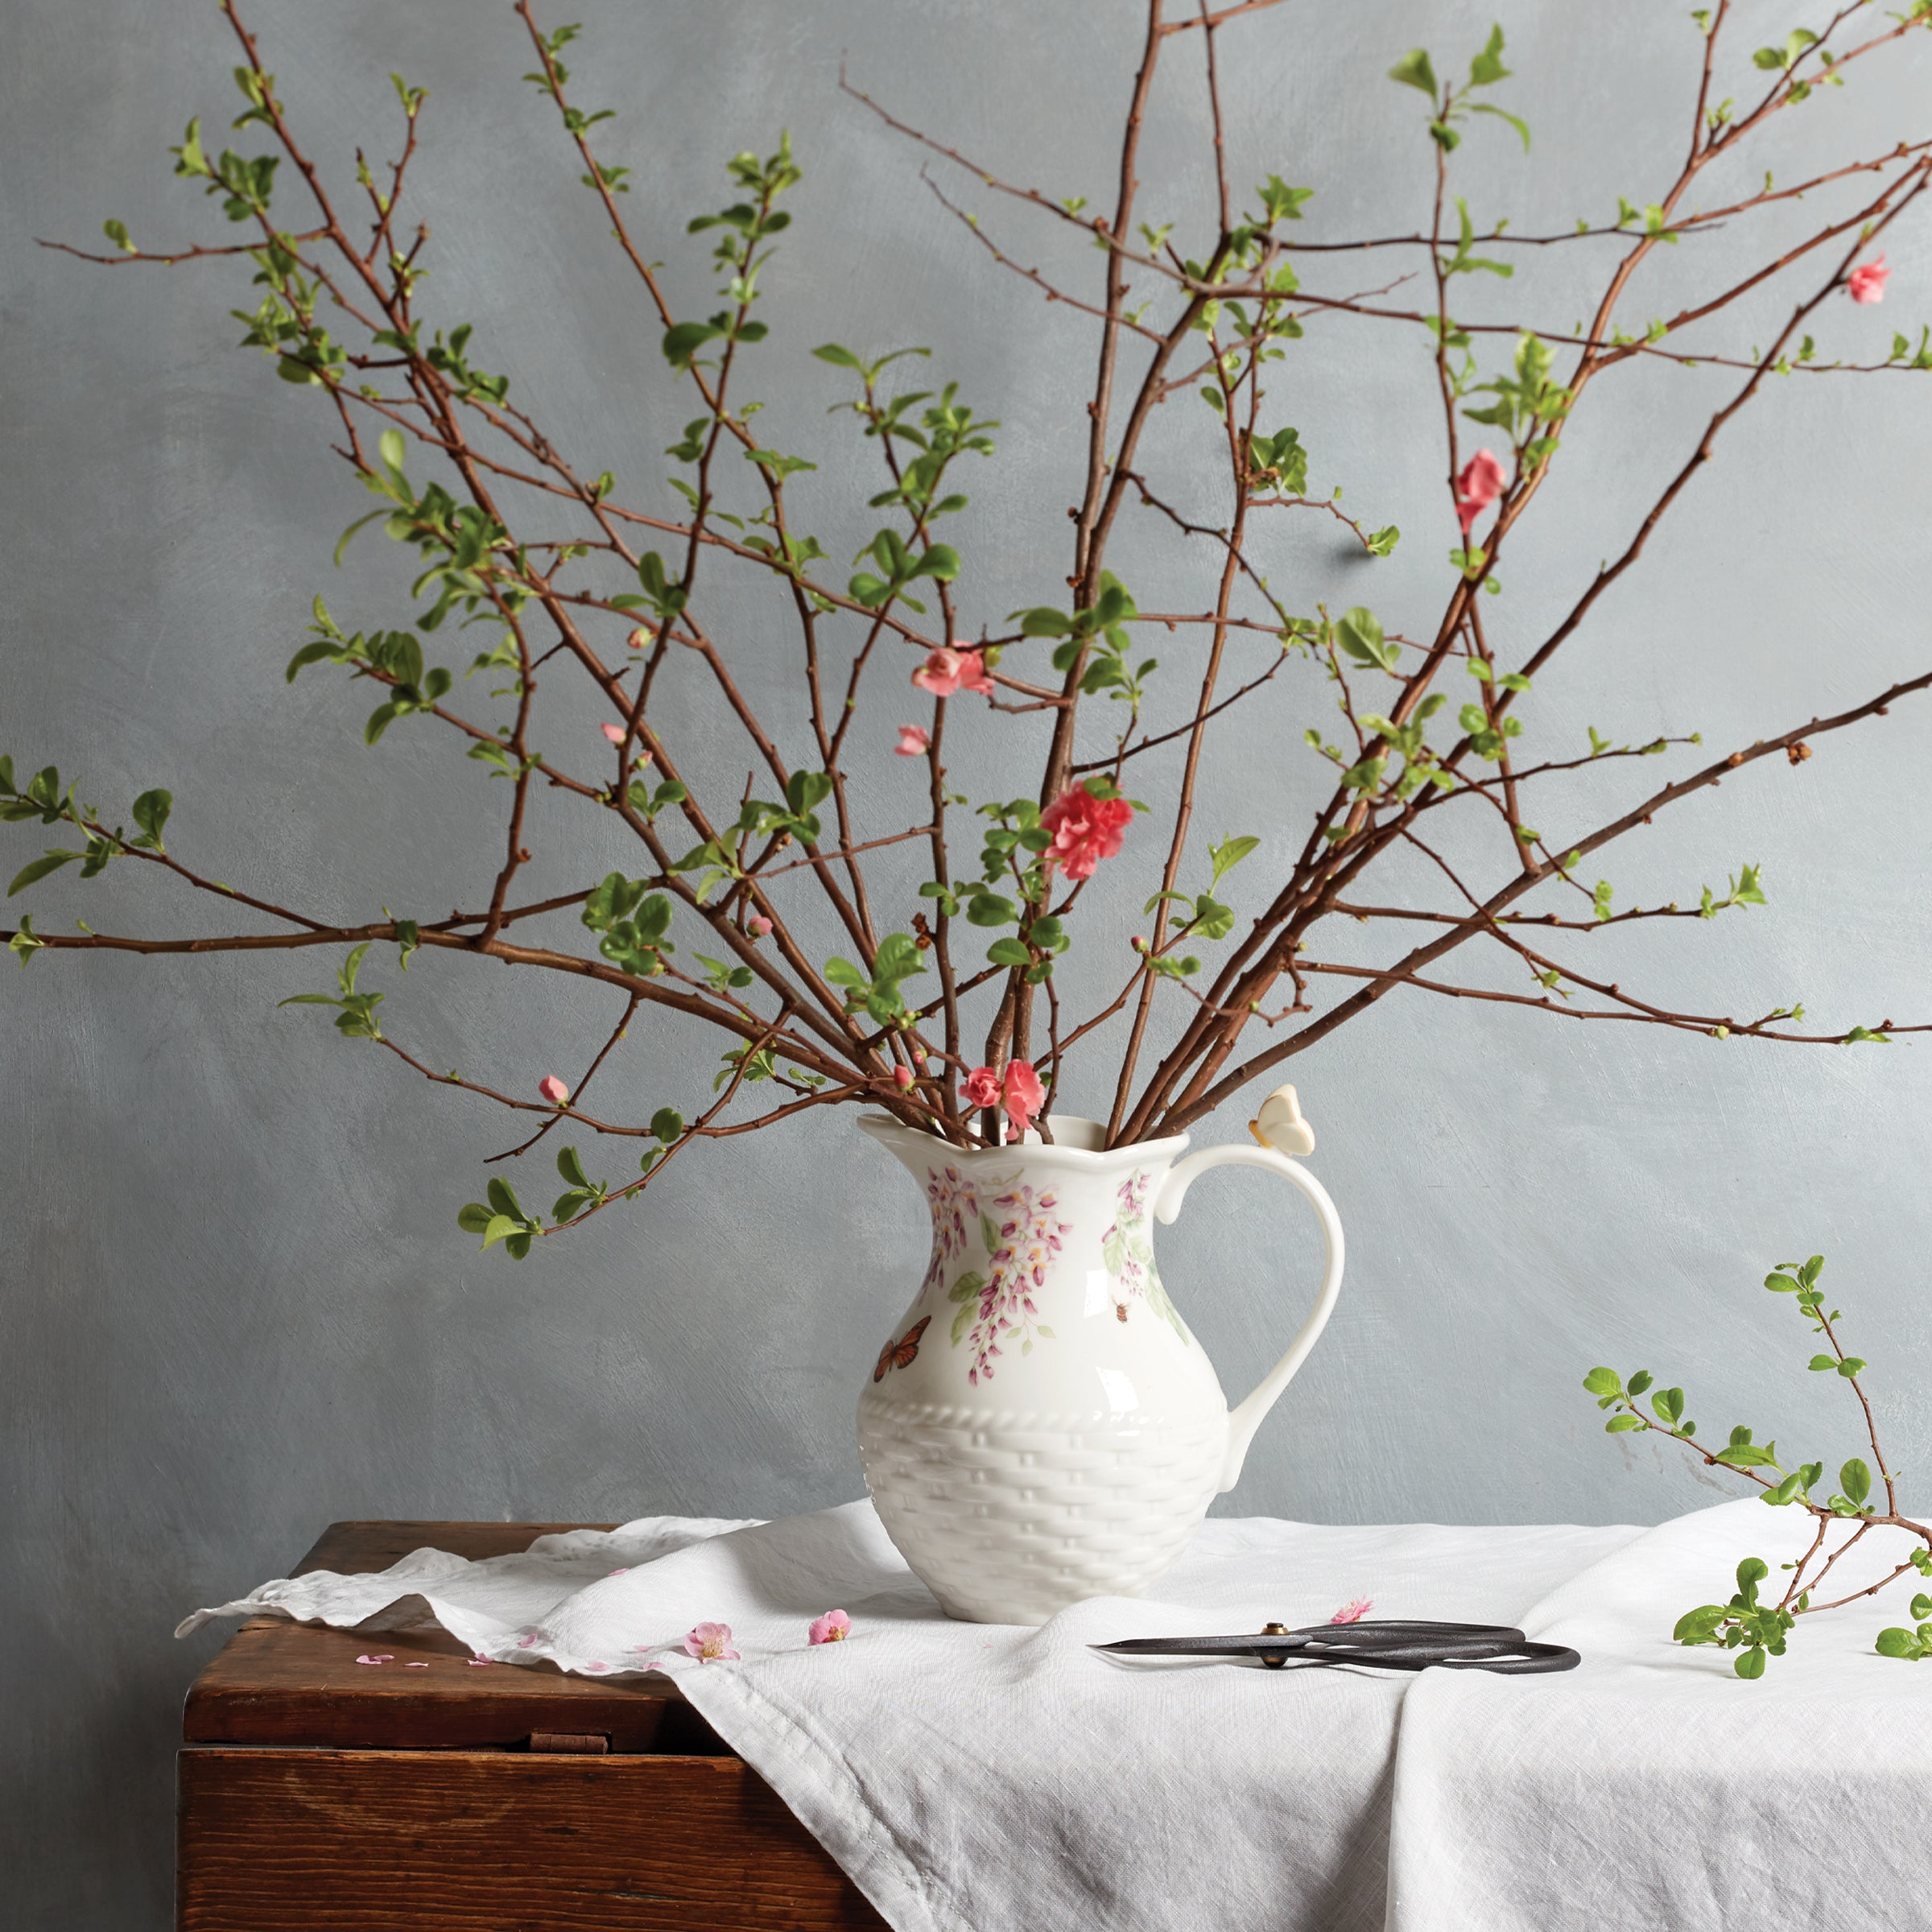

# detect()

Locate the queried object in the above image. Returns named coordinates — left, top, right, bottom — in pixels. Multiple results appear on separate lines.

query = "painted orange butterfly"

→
left=873, top=1315, right=931, bottom=1383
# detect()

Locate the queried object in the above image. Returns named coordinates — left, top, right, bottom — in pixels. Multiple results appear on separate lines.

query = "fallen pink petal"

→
left=894, top=724, right=931, bottom=757
left=808, top=1608, right=852, bottom=1645
left=467, top=1657, right=493, bottom=1667
left=683, top=1620, right=740, bottom=1662
left=354, top=1654, right=394, bottom=1666
left=403, top=1660, right=429, bottom=1668
left=1330, top=1597, right=1373, bottom=1624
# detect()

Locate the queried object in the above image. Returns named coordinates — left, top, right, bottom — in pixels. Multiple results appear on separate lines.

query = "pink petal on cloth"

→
left=354, top=1654, right=394, bottom=1666
left=517, top=1633, right=543, bottom=1649
left=1329, top=1597, right=1374, bottom=1624
left=606, top=1567, right=630, bottom=1578
left=683, top=1620, right=740, bottom=1662
left=808, top=1608, right=852, bottom=1645
left=585, top=1662, right=609, bottom=1672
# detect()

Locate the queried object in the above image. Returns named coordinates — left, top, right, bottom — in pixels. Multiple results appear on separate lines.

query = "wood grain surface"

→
left=184, top=1521, right=726, bottom=1753
left=177, top=1747, right=890, bottom=1930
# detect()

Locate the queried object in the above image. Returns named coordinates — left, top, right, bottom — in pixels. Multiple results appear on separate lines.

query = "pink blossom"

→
left=1848, top=254, right=1889, bottom=304
left=517, top=1633, right=542, bottom=1649
left=683, top=1620, right=740, bottom=1662
left=1329, top=1597, right=1373, bottom=1624
left=626, top=625, right=653, bottom=651
left=601, top=720, right=627, bottom=745
left=606, top=1567, right=630, bottom=1578
left=354, top=1654, right=394, bottom=1666
left=1038, top=785, right=1133, bottom=881
left=963, top=1065, right=1001, bottom=1110
left=467, top=1657, right=493, bottom=1667
left=911, top=645, right=994, bottom=699
left=1003, top=1060, right=1046, bottom=1139
left=748, top=914, right=773, bottom=938
left=893, top=1065, right=914, bottom=1091
left=539, top=1075, right=571, bottom=1106
left=1455, top=448, right=1508, bottom=533
left=585, top=1662, right=609, bottom=1673
left=895, top=724, right=932, bottom=758
left=808, top=1608, right=852, bottom=1645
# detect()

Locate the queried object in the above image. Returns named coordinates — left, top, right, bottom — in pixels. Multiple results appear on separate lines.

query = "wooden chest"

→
left=178, top=1521, right=888, bottom=1930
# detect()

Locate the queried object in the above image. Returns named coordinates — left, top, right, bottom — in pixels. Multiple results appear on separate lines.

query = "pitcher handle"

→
left=1153, top=1144, right=1345, bottom=1492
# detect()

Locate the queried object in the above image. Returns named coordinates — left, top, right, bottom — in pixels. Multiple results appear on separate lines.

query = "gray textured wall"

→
left=5, top=1, right=1930, bottom=1921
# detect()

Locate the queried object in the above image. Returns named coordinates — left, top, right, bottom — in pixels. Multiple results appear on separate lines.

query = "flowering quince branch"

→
left=1585, top=1255, right=1932, bottom=1678
left=6, top=1, right=1932, bottom=1251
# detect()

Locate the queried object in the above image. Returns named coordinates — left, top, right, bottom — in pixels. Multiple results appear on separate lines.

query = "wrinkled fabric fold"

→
left=184, top=1502, right=1635, bottom=1930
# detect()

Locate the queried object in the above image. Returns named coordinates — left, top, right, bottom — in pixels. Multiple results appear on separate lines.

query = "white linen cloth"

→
left=179, top=1497, right=1932, bottom=1931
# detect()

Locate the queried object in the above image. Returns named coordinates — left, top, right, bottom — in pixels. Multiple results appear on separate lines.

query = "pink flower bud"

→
left=1848, top=254, right=1889, bottom=304
left=601, top=721, right=626, bottom=745
left=893, top=1066, right=914, bottom=1090
left=748, top=914, right=773, bottom=937
left=626, top=626, right=652, bottom=650
left=539, top=1075, right=571, bottom=1106
left=894, top=724, right=931, bottom=758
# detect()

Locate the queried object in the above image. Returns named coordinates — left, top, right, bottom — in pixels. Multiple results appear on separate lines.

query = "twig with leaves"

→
left=1585, top=1256, right=1932, bottom=1677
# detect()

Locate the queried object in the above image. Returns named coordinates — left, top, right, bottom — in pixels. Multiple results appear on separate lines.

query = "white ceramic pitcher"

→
left=854, top=1111, right=1345, bottom=1624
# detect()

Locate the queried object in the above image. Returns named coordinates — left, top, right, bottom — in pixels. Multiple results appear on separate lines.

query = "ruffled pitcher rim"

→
left=857, top=1110, right=1190, bottom=1170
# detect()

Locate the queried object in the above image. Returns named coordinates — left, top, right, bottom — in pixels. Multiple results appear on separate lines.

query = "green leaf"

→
left=1733, top=1645, right=1766, bottom=1679
left=1605, top=1414, right=1644, bottom=1433
left=8, top=914, right=44, bottom=967
left=456, top=1202, right=494, bottom=1235
left=1469, top=102, right=1531, bottom=151
left=650, top=1106, right=683, bottom=1141
left=130, top=788, right=172, bottom=852
left=1335, top=606, right=1399, bottom=673
left=1841, top=1459, right=1872, bottom=1508
left=1468, top=23, right=1510, bottom=85
left=1582, top=1367, right=1622, bottom=1397
left=479, top=1213, right=525, bottom=1251
left=377, top=428, right=407, bottom=478
left=556, top=1145, right=590, bottom=1190
left=967, top=894, right=1018, bottom=927
left=1875, top=1626, right=1919, bottom=1659
left=1389, top=47, right=1439, bottom=95
left=8, top=851, right=80, bottom=897
left=1209, top=834, right=1259, bottom=884
left=662, top=320, right=722, bottom=369
left=811, top=342, right=864, bottom=369
left=986, top=936, right=1030, bottom=968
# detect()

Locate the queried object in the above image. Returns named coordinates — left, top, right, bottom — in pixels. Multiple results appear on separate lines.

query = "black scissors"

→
left=1092, top=1619, right=1579, bottom=1675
